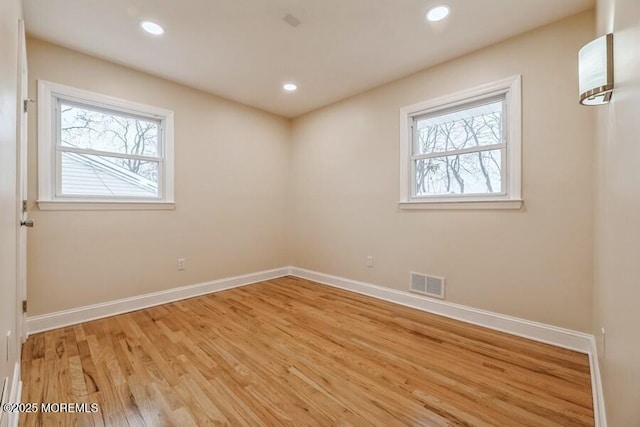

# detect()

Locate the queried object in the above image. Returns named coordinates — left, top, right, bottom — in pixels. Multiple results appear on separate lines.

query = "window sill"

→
left=398, top=199, right=523, bottom=210
left=37, top=200, right=176, bottom=211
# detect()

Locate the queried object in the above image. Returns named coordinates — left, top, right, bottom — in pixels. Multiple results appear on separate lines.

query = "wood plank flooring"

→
left=20, top=276, right=594, bottom=426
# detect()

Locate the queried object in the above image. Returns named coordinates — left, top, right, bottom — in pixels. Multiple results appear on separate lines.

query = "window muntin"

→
left=59, top=101, right=161, bottom=157
left=38, top=80, right=175, bottom=209
left=411, top=96, right=506, bottom=198
left=414, top=149, right=503, bottom=197
left=399, top=76, right=521, bottom=208
left=56, top=100, right=163, bottom=199
left=60, top=152, right=159, bottom=198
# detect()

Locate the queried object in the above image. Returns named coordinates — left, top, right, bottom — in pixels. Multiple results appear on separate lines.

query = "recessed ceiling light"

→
left=426, top=5, right=450, bottom=22
left=283, top=83, right=298, bottom=92
left=141, top=20, right=165, bottom=35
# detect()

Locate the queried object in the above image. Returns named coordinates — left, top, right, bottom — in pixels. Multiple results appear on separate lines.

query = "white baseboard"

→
left=289, top=267, right=606, bottom=426
left=589, top=337, right=608, bottom=427
left=27, top=265, right=592, bottom=351
left=290, top=267, right=592, bottom=353
left=26, top=267, right=290, bottom=335
left=6, top=362, right=21, bottom=427
left=25, top=265, right=605, bottom=426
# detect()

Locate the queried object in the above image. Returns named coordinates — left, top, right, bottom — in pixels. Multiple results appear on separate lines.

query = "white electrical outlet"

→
left=177, top=258, right=186, bottom=271
left=366, top=255, right=374, bottom=268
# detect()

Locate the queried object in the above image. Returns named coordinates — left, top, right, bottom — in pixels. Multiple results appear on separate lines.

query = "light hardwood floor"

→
left=20, top=276, right=594, bottom=426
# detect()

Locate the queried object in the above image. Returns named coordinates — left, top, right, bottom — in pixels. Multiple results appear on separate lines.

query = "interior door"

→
left=16, top=19, right=30, bottom=343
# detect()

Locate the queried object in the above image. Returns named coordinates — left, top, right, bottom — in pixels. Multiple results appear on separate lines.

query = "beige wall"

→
left=26, top=7, right=640, bottom=423
left=594, top=0, right=640, bottom=424
left=289, top=11, right=596, bottom=332
left=0, top=0, right=22, bottom=404
left=26, top=38, right=291, bottom=316
left=27, top=13, right=599, bottom=333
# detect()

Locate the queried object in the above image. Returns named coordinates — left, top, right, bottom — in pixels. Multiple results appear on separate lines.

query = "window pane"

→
left=414, top=99, right=503, bottom=156
left=60, top=152, right=159, bottom=198
left=60, top=102, right=160, bottom=157
left=414, top=149, right=502, bottom=196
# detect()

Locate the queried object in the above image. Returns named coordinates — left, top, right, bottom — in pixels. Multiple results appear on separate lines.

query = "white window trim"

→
left=399, top=75, right=522, bottom=210
left=37, top=80, right=175, bottom=211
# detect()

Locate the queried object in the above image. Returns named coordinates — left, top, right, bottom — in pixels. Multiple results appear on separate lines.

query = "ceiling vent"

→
left=410, top=272, right=445, bottom=299
left=282, top=14, right=301, bottom=28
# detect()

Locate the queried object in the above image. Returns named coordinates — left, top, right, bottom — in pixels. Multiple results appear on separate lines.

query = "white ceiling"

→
left=23, top=0, right=594, bottom=118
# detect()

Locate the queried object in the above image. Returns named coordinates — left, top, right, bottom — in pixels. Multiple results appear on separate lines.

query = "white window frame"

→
left=399, top=75, right=522, bottom=210
left=37, top=80, right=175, bottom=210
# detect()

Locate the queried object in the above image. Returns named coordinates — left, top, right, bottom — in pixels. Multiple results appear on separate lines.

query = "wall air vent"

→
left=410, top=272, right=445, bottom=299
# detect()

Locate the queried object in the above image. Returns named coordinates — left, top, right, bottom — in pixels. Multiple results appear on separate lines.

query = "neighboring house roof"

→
left=61, top=152, right=158, bottom=197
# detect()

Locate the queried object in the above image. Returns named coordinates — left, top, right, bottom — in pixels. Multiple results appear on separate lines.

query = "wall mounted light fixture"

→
left=579, top=33, right=614, bottom=106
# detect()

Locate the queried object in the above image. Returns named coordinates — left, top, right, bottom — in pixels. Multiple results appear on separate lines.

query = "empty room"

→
left=1, top=0, right=639, bottom=425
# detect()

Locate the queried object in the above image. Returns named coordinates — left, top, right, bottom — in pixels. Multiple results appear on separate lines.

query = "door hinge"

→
left=22, top=200, right=27, bottom=213
left=22, top=300, right=27, bottom=314
left=23, top=98, right=35, bottom=113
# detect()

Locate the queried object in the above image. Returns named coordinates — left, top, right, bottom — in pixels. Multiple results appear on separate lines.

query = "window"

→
left=399, top=76, right=522, bottom=209
left=37, top=81, right=174, bottom=210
